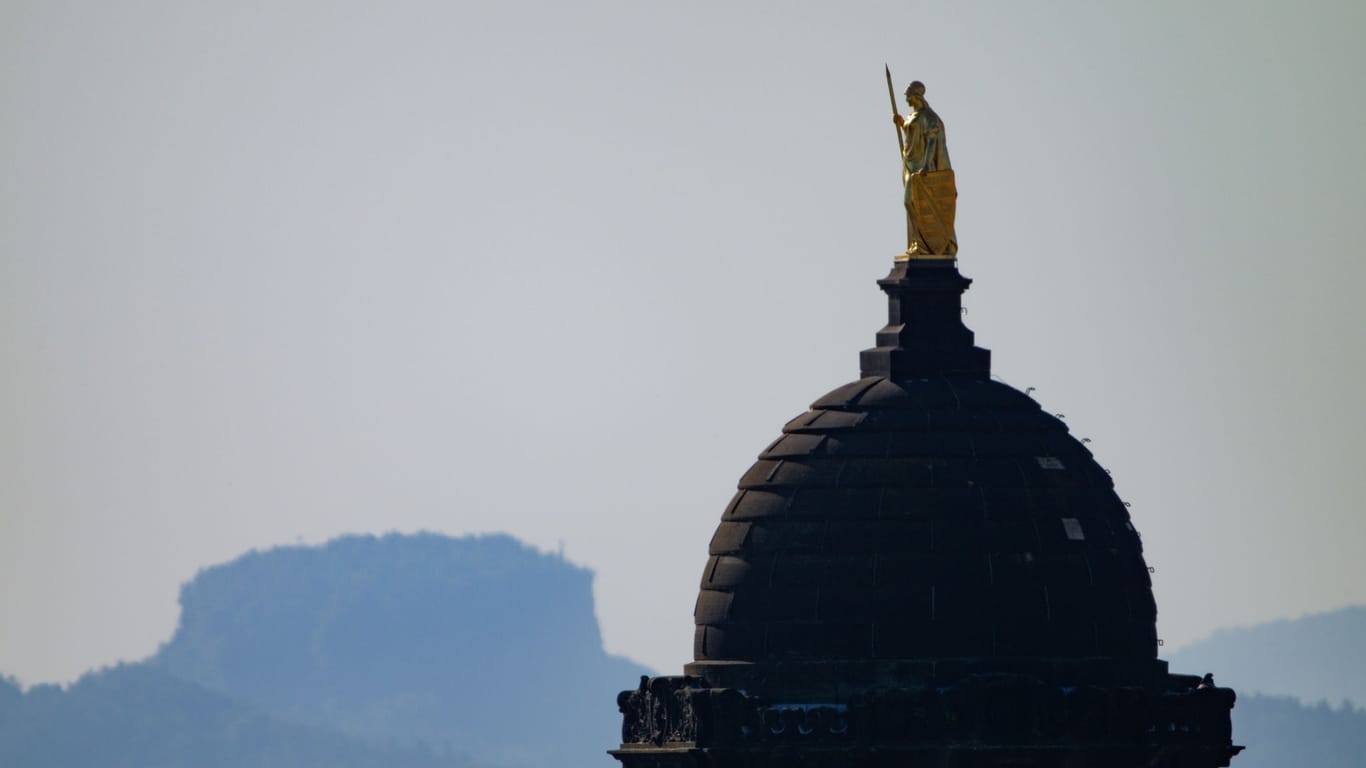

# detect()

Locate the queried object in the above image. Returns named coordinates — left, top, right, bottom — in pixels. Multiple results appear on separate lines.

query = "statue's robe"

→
left=901, top=104, right=958, bottom=257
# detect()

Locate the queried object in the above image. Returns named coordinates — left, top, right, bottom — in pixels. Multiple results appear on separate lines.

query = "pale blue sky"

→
left=2, top=0, right=1363, bottom=684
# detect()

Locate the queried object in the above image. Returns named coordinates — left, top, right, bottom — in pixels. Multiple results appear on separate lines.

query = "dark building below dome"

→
left=611, top=260, right=1241, bottom=767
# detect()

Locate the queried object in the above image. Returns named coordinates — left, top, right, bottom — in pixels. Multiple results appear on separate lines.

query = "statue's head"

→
left=905, top=81, right=926, bottom=108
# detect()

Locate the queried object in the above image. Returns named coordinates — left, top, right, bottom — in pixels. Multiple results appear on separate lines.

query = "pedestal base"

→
left=894, top=251, right=957, bottom=263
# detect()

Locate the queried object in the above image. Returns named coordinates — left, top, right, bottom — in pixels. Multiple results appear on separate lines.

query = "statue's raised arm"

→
left=887, top=75, right=958, bottom=260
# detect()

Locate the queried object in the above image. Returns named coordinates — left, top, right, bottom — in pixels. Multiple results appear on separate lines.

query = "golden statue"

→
left=886, top=69, right=957, bottom=260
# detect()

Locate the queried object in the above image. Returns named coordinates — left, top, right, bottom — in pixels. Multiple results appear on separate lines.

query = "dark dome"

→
left=617, top=260, right=1239, bottom=768
left=691, top=260, right=1157, bottom=666
left=693, top=374, right=1157, bottom=663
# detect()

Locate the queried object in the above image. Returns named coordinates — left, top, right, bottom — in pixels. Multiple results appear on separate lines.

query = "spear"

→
left=884, top=64, right=905, bottom=158
left=886, top=65, right=911, bottom=251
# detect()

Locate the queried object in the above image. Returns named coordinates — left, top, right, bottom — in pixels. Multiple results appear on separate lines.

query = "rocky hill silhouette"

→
left=2, top=533, right=649, bottom=768
left=1168, top=605, right=1366, bottom=707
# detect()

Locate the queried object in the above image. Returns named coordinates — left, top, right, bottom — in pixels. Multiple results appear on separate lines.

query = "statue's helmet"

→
left=905, top=81, right=926, bottom=99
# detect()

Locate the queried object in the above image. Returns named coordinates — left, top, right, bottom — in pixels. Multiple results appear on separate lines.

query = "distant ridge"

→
left=0, top=665, right=476, bottom=767
left=0, top=532, right=651, bottom=768
left=1231, top=694, right=1366, bottom=768
left=1167, top=605, right=1366, bottom=706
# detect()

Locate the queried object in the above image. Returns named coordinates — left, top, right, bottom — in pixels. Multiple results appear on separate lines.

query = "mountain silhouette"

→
left=1168, top=605, right=1366, bottom=707
left=0, top=664, right=476, bottom=767
left=2, top=533, right=649, bottom=768
left=150, top=532, right=650, bottom=767
left=1230, top=695, right=1366, bottom=768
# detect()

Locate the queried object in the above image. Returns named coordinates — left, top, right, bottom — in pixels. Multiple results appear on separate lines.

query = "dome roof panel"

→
left=808, top=377, right=882, bottom=408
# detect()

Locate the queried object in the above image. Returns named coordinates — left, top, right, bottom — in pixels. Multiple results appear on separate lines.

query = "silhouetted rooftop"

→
left=693, top=374, right=1157, bottom=664
left=614, top=260, right=1239, bottom=767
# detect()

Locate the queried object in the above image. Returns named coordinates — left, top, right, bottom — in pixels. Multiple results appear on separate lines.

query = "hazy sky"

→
left=2, top=0, right=1363, bottom=685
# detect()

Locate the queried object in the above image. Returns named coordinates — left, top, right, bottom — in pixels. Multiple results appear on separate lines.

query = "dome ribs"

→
left=694, top=376, right=1160, bottom=664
